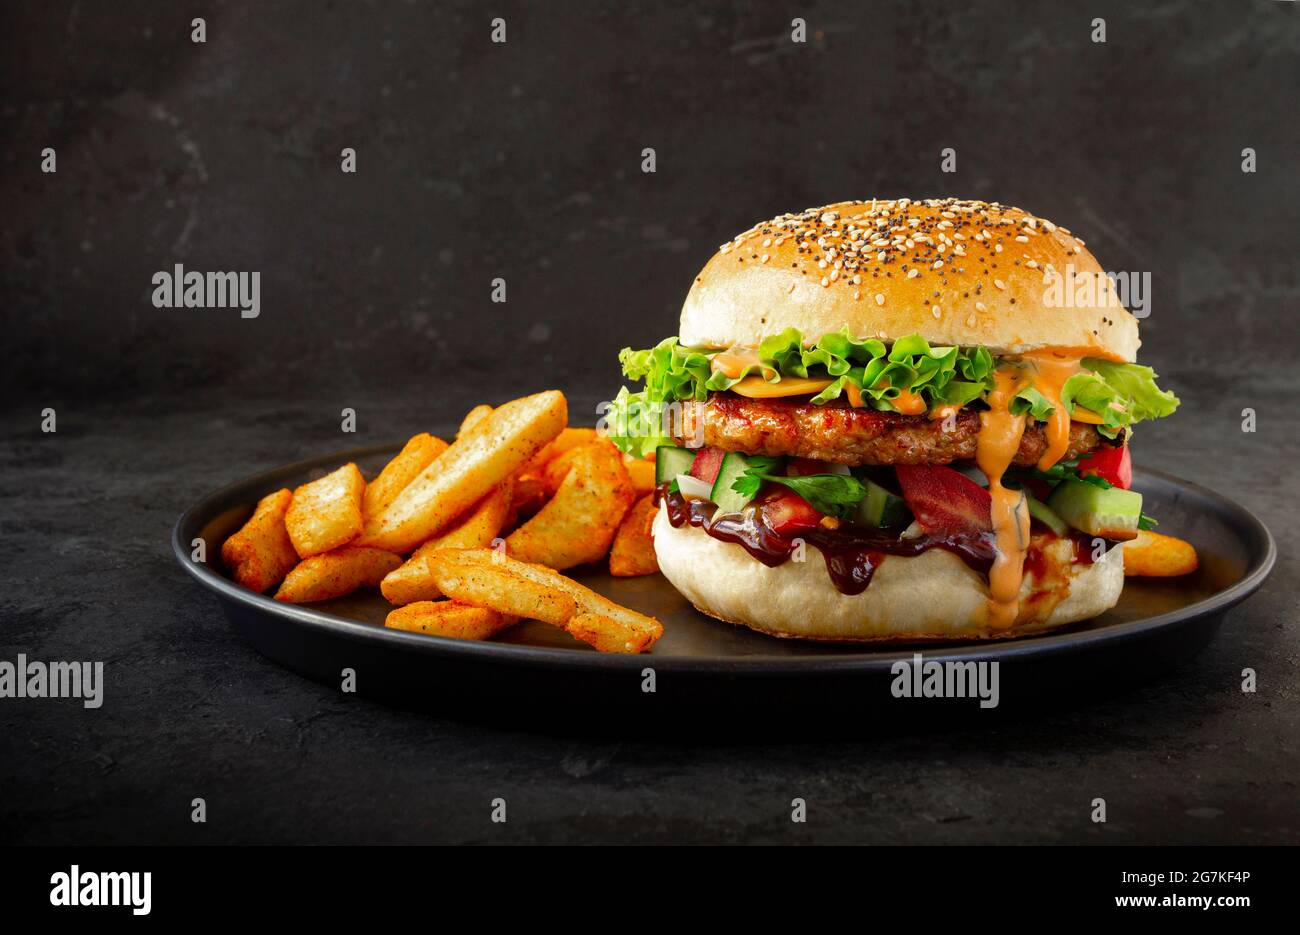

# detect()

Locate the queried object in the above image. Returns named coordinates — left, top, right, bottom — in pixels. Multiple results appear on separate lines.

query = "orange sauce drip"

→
left=1019, top=350, right=1085, bottom=471
left=890, top=388, right=927, bottom=416
left=977, top=368, right=1031, bottom=630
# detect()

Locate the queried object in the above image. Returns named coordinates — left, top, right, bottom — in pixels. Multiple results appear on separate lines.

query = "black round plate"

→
left=173, top=443, right=1275, bottom=732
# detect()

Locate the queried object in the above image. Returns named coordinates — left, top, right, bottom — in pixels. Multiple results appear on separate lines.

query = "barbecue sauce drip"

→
left=657, top=485, right=996, bottom=596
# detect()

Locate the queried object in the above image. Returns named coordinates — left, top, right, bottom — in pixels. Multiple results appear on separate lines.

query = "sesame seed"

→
left=994, top=279, right=1006, bottom=289
left=875, top=293, right=885, bottom=306
left=1015, top=235, right=1029, bottom=243
left=932, top=260, right=944, bottom=269
left=907, top=268, right=920, bottom=279
left=761, top=253, right=770, bottom=264
left=1026, top=260, right=1037, bottom=268
left=820, top=277, right=830, bottom=287
left=976, top=301, right=987, bottom=312
left=931, top=305, right=941, bottom=318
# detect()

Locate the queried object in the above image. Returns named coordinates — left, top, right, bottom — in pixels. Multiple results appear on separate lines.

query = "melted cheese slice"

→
left=729, top=375, right=834, bottom=398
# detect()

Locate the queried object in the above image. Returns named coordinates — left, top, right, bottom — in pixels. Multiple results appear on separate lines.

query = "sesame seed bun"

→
left=679, top=199, right=1141, bottom=363
left=652, top=506, right=1125, bottom=641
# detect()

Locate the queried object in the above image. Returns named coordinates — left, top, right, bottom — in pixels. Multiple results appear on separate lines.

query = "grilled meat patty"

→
left=672, top=393, right=1109, bottom=466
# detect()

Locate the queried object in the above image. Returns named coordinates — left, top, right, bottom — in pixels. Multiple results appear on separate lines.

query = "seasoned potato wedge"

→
left=507, top=441, right=635, bottom=570
left=274, top=545, right=401, bottom=603
left=384, top=601, right=518, bottom=640
left=221, top=488, right=299, bottom=592
left=285, top=463, right=366, bottom=558
left=431, top=549, right=662, bottom=653
left=1123, top=530, right=1198, bottom=577
left=363, top=433, right=448, bottom=521
left=427, top=551, right=578, bottom=626
left=358, top=391, right=567, bottom=553
left=609, top=495, right=659, bottom=577
left=623, top=456, right=657, bottom=497
left=458, top=404, right=494, bottom=439
left=521, top=427, right=599, bottom=477
left=379, top=481, right=513, bottom=605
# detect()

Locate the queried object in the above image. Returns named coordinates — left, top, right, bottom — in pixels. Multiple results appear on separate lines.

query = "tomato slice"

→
left=1076, top=445, right=1131, bottom=489
left=688, top=446, right=727, bottom=485
left=895, top=465, right=992, bottom=536
left=761, top=490, right=822, bottom=536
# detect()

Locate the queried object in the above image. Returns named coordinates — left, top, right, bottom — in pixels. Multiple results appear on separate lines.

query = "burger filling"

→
left=608, top=329, right=1179, bottom=628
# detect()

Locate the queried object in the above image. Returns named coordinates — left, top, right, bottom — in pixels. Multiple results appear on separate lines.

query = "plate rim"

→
left=172, top=441, right=1277, bottom=675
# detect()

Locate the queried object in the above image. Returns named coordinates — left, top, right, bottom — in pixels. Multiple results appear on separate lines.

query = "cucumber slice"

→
left=655, top=446, right=696, bottom=487
left=1024, top=493, right=1068, bottom=536
left=710, top=451, right=759, bottom=514
left=854, top=478, right=911, bottom=529
left=1047, top=478, right=1142, bottom=541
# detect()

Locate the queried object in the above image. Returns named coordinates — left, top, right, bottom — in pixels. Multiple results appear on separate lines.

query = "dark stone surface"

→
left=0, top=1, right=1296, bottom=843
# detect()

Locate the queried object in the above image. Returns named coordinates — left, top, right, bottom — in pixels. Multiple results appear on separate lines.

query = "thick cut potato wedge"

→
left=521, top=427, right=599, bottom=477
left=609, top=494, right=659, bottom=577
left=507, top=441, right=636, bottom=570
left=385, top=601, right=519, bottom=640
left=358, top=390, right=567, bottom=553
left=623, top=456, right=657, bottom=497
left=379, top=481, right=513, bottom=605
left=285, top=463, right=366, bottom=558
left=427, top=551, right=578, bottom=625
left=431, top=549, right=662, bottom=653
left=221, top=488, right=299, bottom=592
left=363, top=433, right=448, bottom=521
left=508, top=474, right=548, bottom=520
left=458, top=404, right=494, bottom=438
left=1123, top=530, right=1198, bottom=577
left=274, top=546, right=401, bottom=603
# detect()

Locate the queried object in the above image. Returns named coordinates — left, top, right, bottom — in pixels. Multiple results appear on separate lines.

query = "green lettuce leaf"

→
left=607, top=329, right=1179, bottom=455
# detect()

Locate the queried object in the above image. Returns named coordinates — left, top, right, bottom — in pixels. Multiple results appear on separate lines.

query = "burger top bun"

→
left=679, top=198, right=1141, bottom=363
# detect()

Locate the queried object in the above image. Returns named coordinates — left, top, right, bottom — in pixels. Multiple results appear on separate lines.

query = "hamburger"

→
left=606, top=199, right=1180, bottom=641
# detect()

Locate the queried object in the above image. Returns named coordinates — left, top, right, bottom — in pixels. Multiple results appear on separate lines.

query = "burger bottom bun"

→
left=652, top=506, right=1124, bottom=642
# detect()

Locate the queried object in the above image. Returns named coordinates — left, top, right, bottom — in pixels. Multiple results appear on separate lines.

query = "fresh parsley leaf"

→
left=731, top=471, right=866, bottom=520
left=767, top=474, right=868, bottom=519
left=729, top=456, right=783, bottom=502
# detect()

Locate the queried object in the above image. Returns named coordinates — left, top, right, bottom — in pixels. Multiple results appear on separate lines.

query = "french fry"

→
left=380, top=481, right=513, bottom=605
left=274, top=546, right=401, bottom=603
left=434, top=549, right=662, bottom=653
left=458, top=404, right=494, bottom=438
left=285, top=463, right=366, bottom=558
left=221, top=488, right=299, bottom=592
left=541, top=445, right=586, bottom=497
left=427, top=551, right=577, bottom=626
left=609, top=495, right=659, bottom=577
left=358, top=390, right=567, bottom=553
left=509, top=474, right=548, bottom=520
left=363, top=433, right=448, bottom=521
left=623, top=456, right=657, bottom=497
left=508, top=441, right=636, bottom=569
left=520, top=427, right=599, bottom=477
left=566, top=612, right=652, bottom=654
left=1123, top=530, right=1198, bottom=577
left=385, top=601, right=519, bottom=640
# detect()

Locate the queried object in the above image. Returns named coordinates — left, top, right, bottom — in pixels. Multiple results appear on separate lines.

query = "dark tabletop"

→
left=1, top=0, right=1297, bottom=844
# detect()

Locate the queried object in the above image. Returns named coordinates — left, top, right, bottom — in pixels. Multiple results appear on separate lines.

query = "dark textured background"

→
left=1, top=0, right=1297, bottom=843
